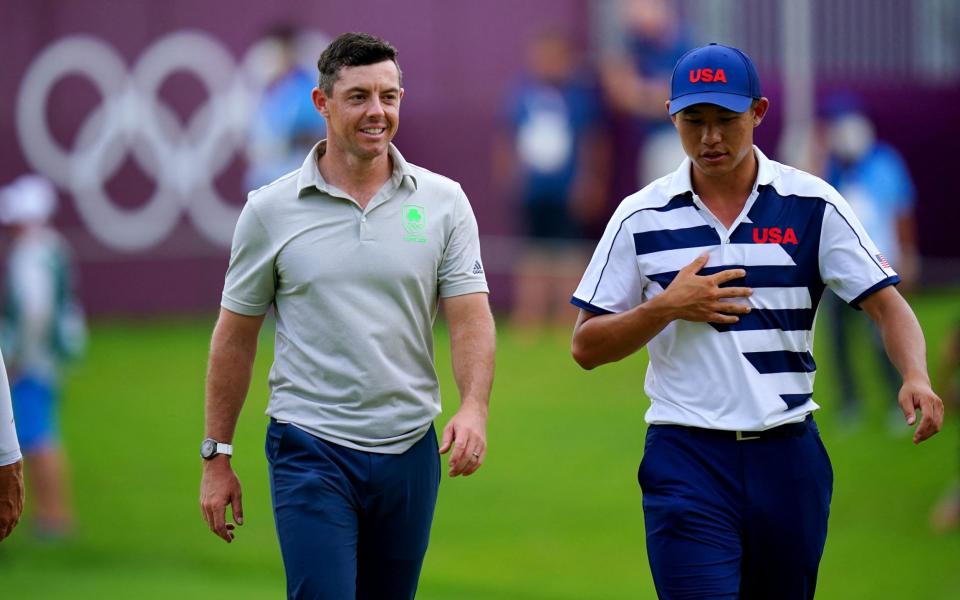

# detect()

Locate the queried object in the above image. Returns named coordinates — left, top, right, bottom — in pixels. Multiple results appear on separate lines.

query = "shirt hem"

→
left=438, top=283, right=489, bottom=298
left=269, top=417, right=435, bottom=455
left=849, top=275, right=900, bottom=310
left=570, top=296, right=613, bottom=314
left=0, top=449, right=22, bottom=466
left=221, top=296, right=271, bottom=316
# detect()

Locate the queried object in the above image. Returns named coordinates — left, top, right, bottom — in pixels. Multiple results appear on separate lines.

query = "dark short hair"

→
left=317, top=32, right=401, bottom=95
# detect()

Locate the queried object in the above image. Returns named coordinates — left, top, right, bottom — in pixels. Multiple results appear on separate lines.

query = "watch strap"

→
left=215, top=442, right=233, bottom=457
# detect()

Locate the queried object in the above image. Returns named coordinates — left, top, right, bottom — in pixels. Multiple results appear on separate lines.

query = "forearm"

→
left=204, top=311, right=264, bottom=442
left=880, top=314, right=929, bottom=384
left=0, top=461, right=22, bottom=483
left=447, top=302, right=495, bottom=412
left=864, top=288, right=929, bottom=383
left=0, top=461, right=23, bottom=498
left=862, top=287, right=945, bottom=442
left=572, top=296, right=675, bottom=370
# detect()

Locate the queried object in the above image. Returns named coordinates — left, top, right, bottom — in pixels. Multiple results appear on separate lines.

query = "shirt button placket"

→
left=359, top=213, right=375, bottom=242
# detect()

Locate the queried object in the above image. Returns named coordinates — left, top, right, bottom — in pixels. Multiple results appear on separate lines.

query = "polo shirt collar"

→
left=665, top=145, right=776, bottom=199
left=296, top=140, right=419, bottom=197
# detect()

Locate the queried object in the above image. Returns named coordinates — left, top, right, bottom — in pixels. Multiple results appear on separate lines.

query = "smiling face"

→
left=313, top=60, right=403, bottom=161
left=669, top=98, right=768, bottom=179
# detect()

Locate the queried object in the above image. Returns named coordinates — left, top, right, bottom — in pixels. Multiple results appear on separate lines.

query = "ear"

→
left=752, top=97, right=770, bottom=126
left=666, top=100, right=679, bottom=128
left=312, top=87, right=329, bottom=118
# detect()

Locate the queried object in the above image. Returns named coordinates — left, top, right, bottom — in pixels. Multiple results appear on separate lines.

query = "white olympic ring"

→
left=16, top=30, right=329, bottom=252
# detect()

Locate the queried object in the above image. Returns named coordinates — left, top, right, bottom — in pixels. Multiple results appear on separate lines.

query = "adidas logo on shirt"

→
left=472, top=260, right=484, bottom=275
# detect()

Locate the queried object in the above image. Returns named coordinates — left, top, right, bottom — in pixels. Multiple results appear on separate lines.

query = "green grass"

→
left=1, top=290, right=958, bottom=599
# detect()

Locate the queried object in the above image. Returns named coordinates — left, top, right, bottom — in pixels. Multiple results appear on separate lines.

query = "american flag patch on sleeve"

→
left=876, top=253, right=891, bottom=269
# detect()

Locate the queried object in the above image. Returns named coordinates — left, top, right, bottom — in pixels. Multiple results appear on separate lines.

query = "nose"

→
left=701, top=123, right=722, bottom=145
left=365, top=96, right=386, bottom=118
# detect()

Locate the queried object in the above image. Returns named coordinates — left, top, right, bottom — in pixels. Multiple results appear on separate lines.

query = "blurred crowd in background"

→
left=1, top=0, right=958, bottom=538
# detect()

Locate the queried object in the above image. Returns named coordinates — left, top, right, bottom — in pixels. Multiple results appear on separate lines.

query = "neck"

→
left=689, top=148, right=759, bottom=229
left=692, top=148, right=758, bottom=202
left=317, top=141, right=394, bottom=208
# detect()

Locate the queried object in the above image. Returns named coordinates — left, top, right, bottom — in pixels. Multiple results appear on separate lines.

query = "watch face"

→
left=200, top=439, right=217, bottom=459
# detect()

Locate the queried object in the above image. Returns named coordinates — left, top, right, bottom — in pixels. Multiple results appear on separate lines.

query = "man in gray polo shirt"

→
left=199, top=32, right=495, bottom=600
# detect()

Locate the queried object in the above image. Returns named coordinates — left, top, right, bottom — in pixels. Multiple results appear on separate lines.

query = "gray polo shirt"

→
left=222, top=141, right=488, bottom=454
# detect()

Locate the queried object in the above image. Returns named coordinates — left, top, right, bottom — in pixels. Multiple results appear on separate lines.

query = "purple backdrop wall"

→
left=1, top=1, right=956, bottom=315
left=0, top=0, right=590, bottom=315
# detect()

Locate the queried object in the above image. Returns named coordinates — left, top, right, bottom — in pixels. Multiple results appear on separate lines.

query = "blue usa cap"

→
left=669, top=43, right=761, bottom=115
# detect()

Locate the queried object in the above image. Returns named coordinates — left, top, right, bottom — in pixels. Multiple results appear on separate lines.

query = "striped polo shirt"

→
left=572, top=146, right=899, bottom=431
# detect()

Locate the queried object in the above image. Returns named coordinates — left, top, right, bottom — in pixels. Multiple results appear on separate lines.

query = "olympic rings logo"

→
left=16, top=30, right=328, bottom=252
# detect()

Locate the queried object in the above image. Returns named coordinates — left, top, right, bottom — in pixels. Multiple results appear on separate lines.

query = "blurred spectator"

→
left=816, top=94, right=919, bottom=427
left=494, top=29, right=610, bottom=334
left=0, top=174, right=86, bottom=538
left=598, top=0, right=690, bottom=185
left=245, top=24, right=327, bottom=191
left=931, top=320, right=960, bottom=533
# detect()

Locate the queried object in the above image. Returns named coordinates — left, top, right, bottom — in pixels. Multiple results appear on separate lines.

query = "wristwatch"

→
left=200, top=438, right=233, bottom=460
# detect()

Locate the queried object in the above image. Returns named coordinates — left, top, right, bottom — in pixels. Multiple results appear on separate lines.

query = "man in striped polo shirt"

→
left=571, top=43, right=943, bottom=599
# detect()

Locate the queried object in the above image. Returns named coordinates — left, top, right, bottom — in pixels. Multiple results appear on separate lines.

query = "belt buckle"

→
left=735, top=430, right=762, bottom=441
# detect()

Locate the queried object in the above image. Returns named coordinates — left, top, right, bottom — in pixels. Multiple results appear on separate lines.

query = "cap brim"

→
left=669, top=92, right=754, bottom=115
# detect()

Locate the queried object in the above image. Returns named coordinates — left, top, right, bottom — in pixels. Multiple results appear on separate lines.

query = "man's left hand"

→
left=439, top=404, right=487, bottom=477
left=898, top=380, right=944, bottom=444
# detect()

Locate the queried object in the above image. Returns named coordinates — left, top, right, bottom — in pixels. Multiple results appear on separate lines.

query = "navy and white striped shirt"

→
left=572, top=147, right=898, bottom=431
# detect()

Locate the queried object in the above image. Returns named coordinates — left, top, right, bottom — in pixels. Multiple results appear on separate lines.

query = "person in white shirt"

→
left=571, top=43, right=943, bottom=599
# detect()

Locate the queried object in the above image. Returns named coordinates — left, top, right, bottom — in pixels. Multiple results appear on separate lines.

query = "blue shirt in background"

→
left=507, top=77, right=602, bottom=205
left=246, top=67, right=327, bottom=191
left=826, top=142, right=915, bottom=265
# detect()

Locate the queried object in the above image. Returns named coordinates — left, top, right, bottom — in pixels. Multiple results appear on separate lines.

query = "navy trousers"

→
left=266, top=420, right=440, bottom=600
left=639, top=418, right=833, bottom=599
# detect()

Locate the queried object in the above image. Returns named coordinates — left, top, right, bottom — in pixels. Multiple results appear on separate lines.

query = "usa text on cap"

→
left=669, top=43, right=761, bottom=115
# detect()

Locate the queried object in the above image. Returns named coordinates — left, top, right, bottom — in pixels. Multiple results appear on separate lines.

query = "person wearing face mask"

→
left=0, top=174, right=85, bottom=539
left=818, top=93, right=919, bottom=428
left=495, top=29, right=609, bottom=335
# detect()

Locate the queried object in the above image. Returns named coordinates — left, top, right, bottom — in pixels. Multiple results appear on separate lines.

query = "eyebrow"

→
left=343, top=86, right=400, bottom=95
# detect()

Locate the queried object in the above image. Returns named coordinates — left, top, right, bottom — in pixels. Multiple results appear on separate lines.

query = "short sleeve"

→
left=438, top=188, right=489, bottom=298
left=0, top=350, right=21, bottom=466
left=819, top=193, right=899, bottom=309
left=221, top=199, right=277, bottom=315
left=571, top=207, right=644, bottom=314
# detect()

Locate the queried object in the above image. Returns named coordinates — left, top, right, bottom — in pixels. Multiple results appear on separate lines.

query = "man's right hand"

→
left=0, top=460, right=25, bottom=541
left=659, top=253, right=753, bottom=324
left=200, top=456, right=243, bottom=543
